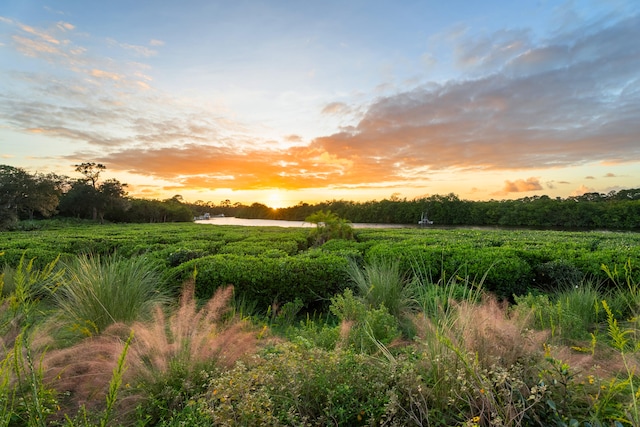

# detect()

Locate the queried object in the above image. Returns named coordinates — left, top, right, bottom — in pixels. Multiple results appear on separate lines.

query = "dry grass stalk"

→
left=455, top=295, right=548, bottom=368
left=336, top=320, right=354, bottom=349
left=40, top=281, right=258, bottom=419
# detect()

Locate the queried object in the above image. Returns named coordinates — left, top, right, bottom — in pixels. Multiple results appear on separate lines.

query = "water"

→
left=194, top=217, right=414, bottom=229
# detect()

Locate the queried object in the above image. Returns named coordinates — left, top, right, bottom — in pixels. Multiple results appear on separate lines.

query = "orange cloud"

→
left=571, top=184, right=596, bottom=197
left=90, top=69, right=122, bottom=81
left=502, top=177, right=543, bottom=193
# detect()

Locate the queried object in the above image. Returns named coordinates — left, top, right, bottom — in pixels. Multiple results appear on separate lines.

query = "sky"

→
left=1, top=1, right=639, bottom=208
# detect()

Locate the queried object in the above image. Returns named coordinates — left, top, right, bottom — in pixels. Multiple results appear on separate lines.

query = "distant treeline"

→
left=2, top=164, right=639, bottom=230
left=192, top=190, right=640, bottom=230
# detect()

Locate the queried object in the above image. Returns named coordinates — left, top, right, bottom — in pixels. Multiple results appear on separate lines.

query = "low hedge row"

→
left=2, top=223, right=639, bottom=306
left=171, top=250, right=350, bottom=312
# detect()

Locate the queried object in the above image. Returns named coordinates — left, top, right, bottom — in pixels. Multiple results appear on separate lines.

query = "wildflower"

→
left=472, top=416, right=480, bottom=422
left=588, top=375, right=595, bottom=384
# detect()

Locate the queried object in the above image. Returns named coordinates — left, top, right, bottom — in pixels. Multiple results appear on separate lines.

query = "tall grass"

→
left=345, top=257, right=416, bottom=320
left=40, top=281, right=258, bottom=424
left=514, top=278, right=603, bottom=342
left=126, top=281, right=258, bottom=424
left=603, top=259, right=640, bottom=320
left=1, top=254, right=63, bottom=305
left=55, top=254, right=169, bottom=335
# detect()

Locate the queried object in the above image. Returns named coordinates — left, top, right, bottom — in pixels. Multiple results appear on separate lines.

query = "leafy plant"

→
left=1, top=254, right=63, bottom=316
left=305, top=210, right=354, bottom=245
left=329, top=288, right=400, bottom=353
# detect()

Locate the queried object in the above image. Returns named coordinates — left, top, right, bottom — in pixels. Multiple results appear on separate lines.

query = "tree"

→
left=0, top=165, right=29, bottom=227
left=96, top=179, right=130, bottom=222
left=74, top=162, right=106, bottom=188
left=0, top=165, right=64, bottom=227
left=21, top=172, right=64, bottom=220
left=59, top=163, right=128, bottom=223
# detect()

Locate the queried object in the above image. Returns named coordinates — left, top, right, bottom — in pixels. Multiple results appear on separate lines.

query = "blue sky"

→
left=1, top=0, right=639, bottom=207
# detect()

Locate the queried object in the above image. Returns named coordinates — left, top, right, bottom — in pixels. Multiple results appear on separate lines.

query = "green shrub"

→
left=206, top=343, right=393, bottom=425
left=534, top=259, right=584, bottom=290
left=329, top=289, right=400, bottom=353
left=167, top=248, right=206, bottom=267
left=514, top=278, right=602, bottom=342
left=180, top=252, right=350, bottom=313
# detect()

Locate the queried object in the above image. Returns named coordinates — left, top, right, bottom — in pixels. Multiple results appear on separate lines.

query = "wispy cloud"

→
left=106, top=38, right=159, bottom=57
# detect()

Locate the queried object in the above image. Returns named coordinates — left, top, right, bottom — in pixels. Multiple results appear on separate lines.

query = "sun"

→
left=267, top=191, right=285, bottom=209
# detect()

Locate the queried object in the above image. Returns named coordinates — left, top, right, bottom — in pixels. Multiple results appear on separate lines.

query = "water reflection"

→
left=194, top=217, right=413, bottom=229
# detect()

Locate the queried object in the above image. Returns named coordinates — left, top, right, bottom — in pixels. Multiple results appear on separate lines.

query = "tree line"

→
left=0, top=163, right=193, bottom=229
left=2, top=163, right=639, bottom=230
left=194, top=191, right=640, bottom=231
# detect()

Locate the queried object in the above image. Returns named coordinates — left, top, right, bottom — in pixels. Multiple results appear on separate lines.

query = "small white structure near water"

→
left=418, top=211, right=433, bottom=226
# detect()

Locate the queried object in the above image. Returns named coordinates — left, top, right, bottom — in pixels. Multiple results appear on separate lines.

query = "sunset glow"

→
left=1, top=1, right=639, bottom=208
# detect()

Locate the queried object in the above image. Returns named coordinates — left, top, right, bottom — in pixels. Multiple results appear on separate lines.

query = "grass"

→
left=2, top=225, right=640, bottom=425
left=54, top=253, right=170, bottom=335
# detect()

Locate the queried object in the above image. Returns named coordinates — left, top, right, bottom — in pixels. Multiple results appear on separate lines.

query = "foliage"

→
left=54, top=253, right=169, bottom=335
left=305, top=209, right=354, bottom=245
left=204, top=343, right=393, bottom=426
left=329, top=288, right=401, bottom=353
left=346, top=257, right=414, bottom=319
left=0, top=165, right=63, bottom=228
left=128, top=282, right=258, bottom=425
left=3, top=161, right=640, bottom=229
left=514, top=279, right=603, bottom=342
left=178, top=251, right=350, bottom=313
left=3, top=223, right=640, bottom=424
left=1, top=254, right=63, bottom=314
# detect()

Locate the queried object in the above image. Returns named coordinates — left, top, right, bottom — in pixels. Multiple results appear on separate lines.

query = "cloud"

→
left=585, top=176, right=595, bottom=179
left=502, top=177, right=543, bottom=193
left=106, top=38, right=158, bottom=57
left=321, top=102, right=350, bottom=115
left=56, top=21, right=74, bottom=31
left=284, top=134, right=303, bottom=143
left=571, top=184, right=596, bottom=196
left=604, top=172, right=617, bottom=177
left=307, top=13, right=640, bottom=180
left=95, top=143, right=353, bottom=190
left=90, top=69, right=122, bottom=81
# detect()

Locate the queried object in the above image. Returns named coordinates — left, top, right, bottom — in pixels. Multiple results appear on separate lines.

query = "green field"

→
left=1, top=222, right=640, bottom=425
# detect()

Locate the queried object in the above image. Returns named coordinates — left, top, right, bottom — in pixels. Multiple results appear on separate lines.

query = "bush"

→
left=177, top=252, right=350, bottom=313
left=329, top=288, right=401, bottom=353
left=534, top=259, right=585, bottom=290
left=205, top=343, right=393, bottom=425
